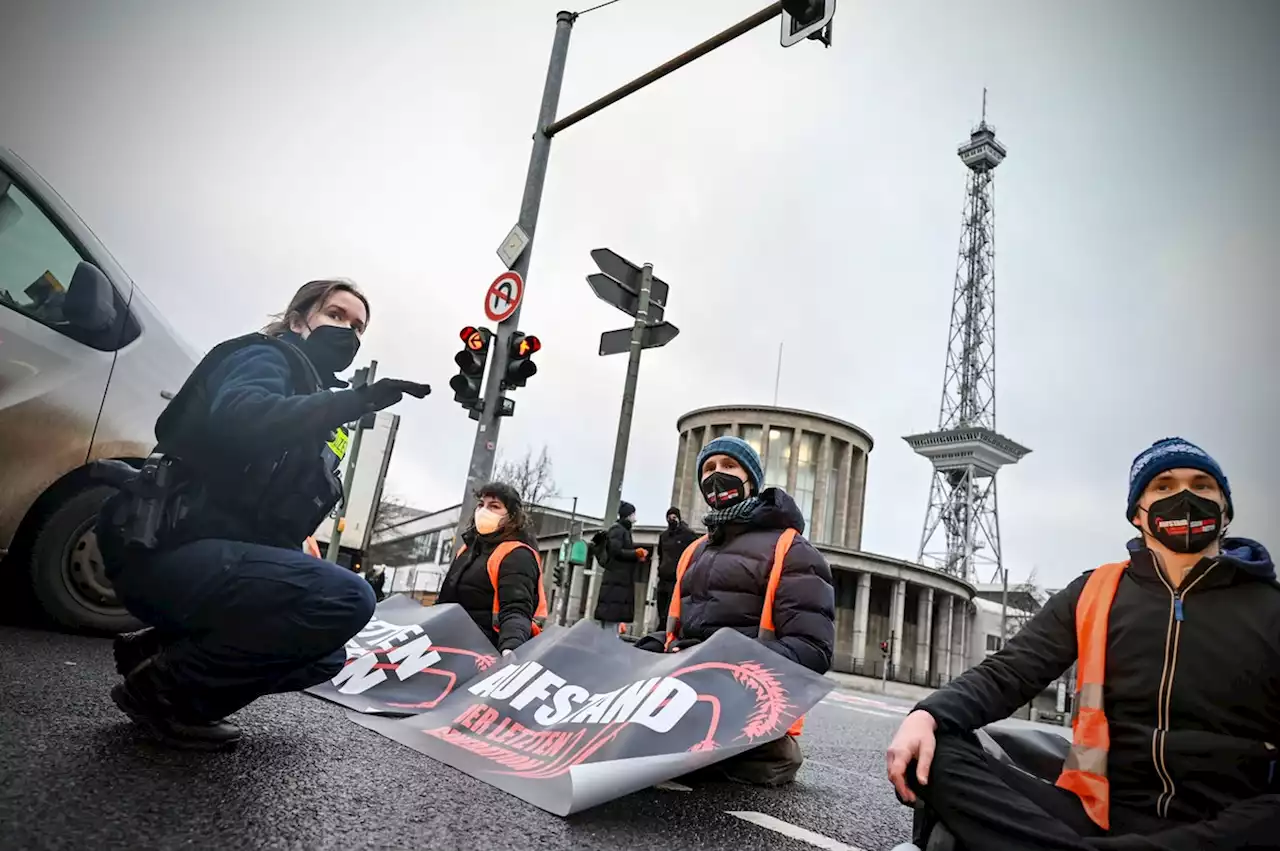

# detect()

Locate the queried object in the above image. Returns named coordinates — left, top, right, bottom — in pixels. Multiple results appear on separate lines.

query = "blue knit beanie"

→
left=696, top=436, right=765, bottom=493
left=1127, top=437, right=1233, bottom=520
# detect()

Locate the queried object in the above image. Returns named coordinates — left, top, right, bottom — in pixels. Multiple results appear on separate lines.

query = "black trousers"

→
left=107, top=538, right=376, bottom=721
left=912, top=732, right=1170, bottom=851
left=654, top=580, right=675, bottom=630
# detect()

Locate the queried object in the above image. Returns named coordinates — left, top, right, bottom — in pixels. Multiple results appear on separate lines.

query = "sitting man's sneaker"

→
left=110, top=657, right=240, bottom=752
left=888, top=845, right=922, bottom=851
left=113, top=627, right=162, bottom=678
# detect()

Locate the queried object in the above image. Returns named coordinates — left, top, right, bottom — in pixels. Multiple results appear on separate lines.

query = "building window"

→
left=986, top=634, right=1003, bottom=653
left=739, top=425, right=763, bottom=459
left=793, top=432, right=819, bottom=529
left=764, top=427, right=792, bottom=490
left=412, top=530, right=440, bottom=563
left=439, top=536, right=454, bottom=564
left=821, top=441, right=843, bottom=544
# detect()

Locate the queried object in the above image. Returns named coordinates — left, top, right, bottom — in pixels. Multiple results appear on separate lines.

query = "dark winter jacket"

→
left=437, top=528, right=541, bottom=652
left=663, top=488, right=835, bottom=674
left=593, top=519, right=640, bottom=623
left=657, top=520, right=699, bottom=584
left=125, top=334, right=370, bottom=552
left=917, top=538, right=1280, bottom=845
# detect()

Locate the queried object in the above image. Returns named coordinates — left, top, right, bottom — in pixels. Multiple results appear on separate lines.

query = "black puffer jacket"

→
left=437, top=529, right=540, bottom=652
left=593, top=520, right=640, bottom=623
left=665, top=488, right=835, bottom=674
left=917, top=538, right=1280, bottom=845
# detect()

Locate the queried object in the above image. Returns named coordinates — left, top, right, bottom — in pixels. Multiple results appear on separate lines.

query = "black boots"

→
left=110, top=655, right=241, bottom=751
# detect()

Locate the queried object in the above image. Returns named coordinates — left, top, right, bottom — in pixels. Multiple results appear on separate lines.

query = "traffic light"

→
left=879, top=640, right=890, bottom=657
left=450, top=325, right=491, bottom=407
left=553, top=562, right=565, bottom=587
left=503, top=332, right=541, bottom=389
left=780, top=0, right=834, bottom=47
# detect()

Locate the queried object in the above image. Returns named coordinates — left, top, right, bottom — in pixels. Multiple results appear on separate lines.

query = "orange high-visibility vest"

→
left=1055, top=561, right=1129, bottom=831
left=456, top=541, right=549, bottom=636
left=303, top=537, right=321, bottom=559
left=665, top=528, right=806, bottom=737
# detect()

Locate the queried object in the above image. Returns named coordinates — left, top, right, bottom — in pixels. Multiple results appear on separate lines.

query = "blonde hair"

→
left=263, top=278, right=370, bottom=337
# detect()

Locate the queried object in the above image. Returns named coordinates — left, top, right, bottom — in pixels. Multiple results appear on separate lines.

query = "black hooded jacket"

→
left=657, top=515, right=699, bottom=584
left=437, top=528, right=540, bottom=652
left=917, top=538, right=1280, bottom=846
left=666, top=488, right=835, bottom=674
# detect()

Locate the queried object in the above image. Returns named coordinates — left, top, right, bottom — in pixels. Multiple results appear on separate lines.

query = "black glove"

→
left=358, top=378, right=431, bottom=412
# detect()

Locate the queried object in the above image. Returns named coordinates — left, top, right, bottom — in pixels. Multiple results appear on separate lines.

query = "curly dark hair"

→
left=473, top=481, right=535, bottom=542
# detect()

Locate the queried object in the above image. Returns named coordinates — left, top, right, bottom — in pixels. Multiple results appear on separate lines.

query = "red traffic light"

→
left=514, top=334, right=541, bottom=358
left=460, top=326, right=490, bottom=351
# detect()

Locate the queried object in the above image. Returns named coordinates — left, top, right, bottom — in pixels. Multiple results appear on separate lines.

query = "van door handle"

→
left=160, top=390, right=175, bottom=401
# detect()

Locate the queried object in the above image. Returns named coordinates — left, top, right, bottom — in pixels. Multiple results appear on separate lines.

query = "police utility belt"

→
left=93, top=445, right=344, bottom=551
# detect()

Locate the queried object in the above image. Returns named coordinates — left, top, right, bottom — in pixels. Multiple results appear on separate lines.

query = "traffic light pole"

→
left=457, top=1, right=821, bottom=540
left=328, top=360, right=377, bottom=562
left=583, top=264, right=652, bottom=619
left=456, top=11, right=575, bottom=532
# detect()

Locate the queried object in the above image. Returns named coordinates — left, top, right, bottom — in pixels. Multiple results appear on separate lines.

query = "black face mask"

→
left=701, top=471, right=748, bottom=510
left=302, top=324, right=360, bottom=374
left=1144, top=490, right=1223, bottom=554
left=667, top=518, right=679, bottom=530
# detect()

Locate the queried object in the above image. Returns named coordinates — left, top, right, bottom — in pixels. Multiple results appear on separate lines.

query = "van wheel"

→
left=29, top=485, right=141, bottom=634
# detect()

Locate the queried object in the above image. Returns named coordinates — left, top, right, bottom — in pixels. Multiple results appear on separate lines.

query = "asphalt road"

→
left=0, top=625, right=918, bottom=851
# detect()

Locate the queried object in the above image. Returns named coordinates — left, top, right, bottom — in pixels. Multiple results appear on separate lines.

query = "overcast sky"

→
left=2, top=0, right=1276, bottom=590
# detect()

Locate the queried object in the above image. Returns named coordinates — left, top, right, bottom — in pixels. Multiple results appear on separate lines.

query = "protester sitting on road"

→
left=99, top=278, right=431, bottom=751
left=886, top=437, right=1280, bottom=851
left=437, top=482, right=546, bottom=656
left=637, top=435, right=836, bottom=786
left=593, top=500, right=646, bottom=633
left=655, top=506, right=698, bottom=628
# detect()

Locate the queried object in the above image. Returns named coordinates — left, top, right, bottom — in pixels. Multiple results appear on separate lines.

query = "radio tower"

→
left=905, top=91, right=1030, bottom=586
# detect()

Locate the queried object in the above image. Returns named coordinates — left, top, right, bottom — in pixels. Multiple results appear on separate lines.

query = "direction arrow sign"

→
left=598, top=321, right=680, bottom=357
left=588, top=248, right=669, bottom=322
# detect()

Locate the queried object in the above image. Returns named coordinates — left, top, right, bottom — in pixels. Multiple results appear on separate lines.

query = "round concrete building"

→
left=672, top=405, right=976, bottom=687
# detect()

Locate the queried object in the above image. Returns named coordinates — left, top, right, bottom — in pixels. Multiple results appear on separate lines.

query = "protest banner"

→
left=305, top=595, right=500, bottom=715
left=349, top=619, right=834, bottom=815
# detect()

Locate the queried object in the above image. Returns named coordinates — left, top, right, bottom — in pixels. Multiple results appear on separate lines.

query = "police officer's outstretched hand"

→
left=358, top=378, right=431, bottom=412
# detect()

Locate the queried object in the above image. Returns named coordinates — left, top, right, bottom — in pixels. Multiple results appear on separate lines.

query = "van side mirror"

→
left=62, top=261, right=118, bottom=332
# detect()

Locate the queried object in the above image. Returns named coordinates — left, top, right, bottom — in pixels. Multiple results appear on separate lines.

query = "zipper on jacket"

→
left=1151, top=559, right=1217, bottom=817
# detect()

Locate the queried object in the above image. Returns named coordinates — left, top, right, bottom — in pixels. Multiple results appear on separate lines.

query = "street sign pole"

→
left=327, top=360, right=377, bottom=562
left=456, top=11, right=574, bottom=537
left=585, top=264, right=653, bottom=619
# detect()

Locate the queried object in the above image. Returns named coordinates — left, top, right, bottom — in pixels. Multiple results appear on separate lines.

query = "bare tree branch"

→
left=371, top=493, right=425, bottom=538
left=493, top=444, right=560, bottom=506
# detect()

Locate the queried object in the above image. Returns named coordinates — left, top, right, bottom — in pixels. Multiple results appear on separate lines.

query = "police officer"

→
left=98, top=278, right=429, bottom=751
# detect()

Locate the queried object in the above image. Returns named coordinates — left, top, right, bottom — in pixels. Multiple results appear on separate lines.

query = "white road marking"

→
left=728, top=811, right=869, bottom=851
left=819, top=699, right=900, bottom=719
left=826, top=692, right=910, bottom=714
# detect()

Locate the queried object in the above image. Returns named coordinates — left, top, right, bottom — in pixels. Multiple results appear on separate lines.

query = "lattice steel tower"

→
left=904, top=93, right=1030, bottom=584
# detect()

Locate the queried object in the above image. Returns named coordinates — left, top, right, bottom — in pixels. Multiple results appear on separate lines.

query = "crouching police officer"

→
left=95, top=279, right=430, bottom=751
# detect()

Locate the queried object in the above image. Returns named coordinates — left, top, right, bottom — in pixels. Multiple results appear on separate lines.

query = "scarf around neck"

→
left=703, top=496, right=760, bottom=529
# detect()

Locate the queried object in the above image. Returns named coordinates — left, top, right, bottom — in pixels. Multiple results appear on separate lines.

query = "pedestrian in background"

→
left=593, top=500, right=646, bottom=633
left=654, top=506, right=698, bottom=630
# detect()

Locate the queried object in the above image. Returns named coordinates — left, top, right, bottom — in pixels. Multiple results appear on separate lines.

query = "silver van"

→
left=0, top=146, right=198, bottom=631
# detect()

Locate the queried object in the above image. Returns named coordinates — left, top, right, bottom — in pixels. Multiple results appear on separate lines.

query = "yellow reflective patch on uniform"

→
left=327, top=427, right=349, bottom=460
